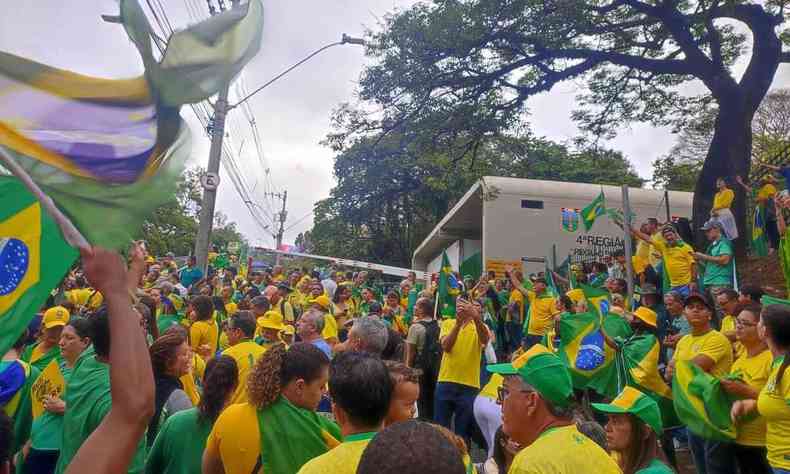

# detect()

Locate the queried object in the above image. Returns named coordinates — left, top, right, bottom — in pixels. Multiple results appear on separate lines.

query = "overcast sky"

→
left=1, top=1, right=788, bottom=249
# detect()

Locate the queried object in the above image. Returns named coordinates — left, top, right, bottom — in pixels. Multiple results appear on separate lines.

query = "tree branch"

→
left=543, top=48, right=693, bottom=75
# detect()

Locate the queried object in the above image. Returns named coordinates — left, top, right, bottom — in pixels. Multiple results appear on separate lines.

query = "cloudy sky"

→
left=2, top=1, right=788, bottom=249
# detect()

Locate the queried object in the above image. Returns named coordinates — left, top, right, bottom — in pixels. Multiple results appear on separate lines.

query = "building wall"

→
left=483, top=186, right=693, bottom=276
left=427, top=240, right=461, bottom=275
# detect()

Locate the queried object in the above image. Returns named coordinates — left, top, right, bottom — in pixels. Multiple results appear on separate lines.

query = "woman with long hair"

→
left=732, top=303, right=790, bottom=474
left=21, top=318, right=92, bottom=474
left=202, top=343, right=340, bottom=474
left=146, top=355, right=238, bottom=474
left=332, top=285, right=355, bottom=342
left=593, top=386, right=674, bottom=474
left=721, top=304, right=773, bottom=474
left=147, top=330, right=193, bottom=445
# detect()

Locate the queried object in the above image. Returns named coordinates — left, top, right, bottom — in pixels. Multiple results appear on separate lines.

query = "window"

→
left=521, top=199, right=544, bottom=209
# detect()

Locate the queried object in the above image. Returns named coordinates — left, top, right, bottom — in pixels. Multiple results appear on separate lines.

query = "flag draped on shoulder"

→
left=672, top=360, right=737, bottom=442
left=0, top=177, right=77, bottom=356
left=752, top=203, right=768, bottom=257
left=0, top=0, right=264, bottom=249
left=581, top=190, right=606, bottom=232
left=438, top=251, right=459, bottom=318
left=258, top=396, right=342, bottom=474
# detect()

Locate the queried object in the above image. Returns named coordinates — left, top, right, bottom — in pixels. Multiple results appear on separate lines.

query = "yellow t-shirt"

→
left=732, top=349, right=773, bottom=447
left=205, top=403, right=260, bottom=474
left=322, top=313, right=339, bottom=342
left=508, top=425, right=621, bottom=474
left=674, top=330, right=733, bottom=378
left=508, top=290, right=525, bottom=323
left=757, top=184, right=777, bottom=203
left=297, top=437, right=372, bottom=474
left=438, top=319, right=484, bottom=389
left=271, top=300, right=295, bottom=324
left=758, top=358, right=790, bottom=470
left=180, top=353, right=206, bottom=406
left=650, top=234, right=696, bottom=287
left=636, top=239, right=662, bottom=269
left=190, top=320, right=219, bottom=360
left=479, top=373, right=503, bottom=400
left=526, top=291, right=558, bottom=336
left=713, top=188, right=735, bottom=210
left=223, top=340, right=267, bottom=405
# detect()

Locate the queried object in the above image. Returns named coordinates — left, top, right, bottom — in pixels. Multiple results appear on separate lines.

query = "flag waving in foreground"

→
left=0, top=0, right=264, bottom=249
left=0, top=177, right=77, bottom=355
left=438, top=251, right=460, bottom=318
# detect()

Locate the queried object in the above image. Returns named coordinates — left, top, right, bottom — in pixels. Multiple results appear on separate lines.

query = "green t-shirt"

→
left=146, top=408, right=212, bottom=474
left=637, top=458, right=674, bottom=473
left=54, top=347, right=147, bottom=474
left=702, top=238, right=734, bottom=286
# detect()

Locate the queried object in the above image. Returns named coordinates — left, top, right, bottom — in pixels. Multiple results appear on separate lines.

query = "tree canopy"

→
left=306, top=133, right=643, bottom=266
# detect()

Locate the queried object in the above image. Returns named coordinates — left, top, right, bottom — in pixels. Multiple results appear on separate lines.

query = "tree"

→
left=335, top=0, right=790, bottom=252
left=311, top=132, right=643, bottom=266
left=652, top=89, right=790, bottom=192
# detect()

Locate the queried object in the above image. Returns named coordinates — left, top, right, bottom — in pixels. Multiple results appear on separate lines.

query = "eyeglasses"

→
left=735, top=319, right=758, bottom=327
left=496, top=385, right=534, bottom=404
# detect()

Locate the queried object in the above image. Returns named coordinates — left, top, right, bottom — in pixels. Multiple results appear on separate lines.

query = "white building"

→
left=412, top=176, right=693, bottom=277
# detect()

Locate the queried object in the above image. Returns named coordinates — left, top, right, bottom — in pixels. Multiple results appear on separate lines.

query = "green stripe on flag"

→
left=581, top=191, right=606, bottom=232
left=672, top=360, right=737, bottom=442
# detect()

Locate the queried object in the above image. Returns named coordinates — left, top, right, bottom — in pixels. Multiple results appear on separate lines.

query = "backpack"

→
left=415, top=320, right=441, bottom=381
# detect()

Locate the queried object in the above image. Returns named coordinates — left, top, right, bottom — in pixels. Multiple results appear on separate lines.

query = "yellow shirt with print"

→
left=732, top=349, right=773, bottom=447
left=526, top=290, right=558, bottom=336
left=650, top=234, right=695, bottom=287
left=296, top=438, right=371, bottom=474
left=223, top=340, right=267, bottom=405
left=758, top=358, right=790, bottom=470
left=190, top=320, right=219, bottom=360
left=322, top=312, right=339, bottom=342
left=438, top=319, right=484, bottom=389
left=206, top=403, right=261, bottom=474
left=758, top=183, right=777, bottom=203
left=713, top=188, right=735, bottom=210
left=508, top=424, right=620, bottom=474
left=674, top=330, right=733, bottom=378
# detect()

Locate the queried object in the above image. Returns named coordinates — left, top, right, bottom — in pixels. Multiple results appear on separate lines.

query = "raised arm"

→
left=734, top=175, right=752, bottom=194
left=755, top=160, right=780, bottom=172
left=65, top=245, right=155, bottom=474
left=630, top=226, right=652, bottom=244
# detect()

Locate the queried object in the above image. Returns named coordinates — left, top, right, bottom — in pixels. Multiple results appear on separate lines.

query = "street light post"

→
left=194, top=34, right=365, bottom=272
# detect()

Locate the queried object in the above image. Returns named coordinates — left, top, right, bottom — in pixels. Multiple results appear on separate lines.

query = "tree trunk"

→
left=692, top=98, right=753, bottom=256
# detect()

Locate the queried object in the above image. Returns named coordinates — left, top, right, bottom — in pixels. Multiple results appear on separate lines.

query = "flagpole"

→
left=0, top=147, right=90, bottom=250
left=621, top=185, right=635, bottom=307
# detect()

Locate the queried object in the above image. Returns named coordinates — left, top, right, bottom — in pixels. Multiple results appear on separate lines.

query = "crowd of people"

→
left=2, top=203, right=790, bottom=474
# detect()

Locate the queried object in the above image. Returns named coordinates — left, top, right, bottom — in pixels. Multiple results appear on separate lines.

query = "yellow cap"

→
left=314, top=295, right=331, bottom=310
left=258, top=311, right=286, bottom=331
left=43, top=306, right=70, bottom=329
left=280, top=325, right=295, bottom=336
left=632, top=306, right=657, bottom=328
left=566, top=288, right=584, bottom=304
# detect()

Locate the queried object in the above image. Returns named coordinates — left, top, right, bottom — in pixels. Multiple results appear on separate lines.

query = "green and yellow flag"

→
left=581, top=191, right=606, bottom=232
left=258, top=396, right=342, bottom=474
left=672, top=360, right=737, bottom=442
left=752, top=203, right=768, bottom=257
left=438, top=251, right=460, bottom=318
left=0, top=177, right=77, bottom=356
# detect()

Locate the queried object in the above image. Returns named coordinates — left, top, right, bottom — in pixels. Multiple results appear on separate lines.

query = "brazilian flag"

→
left=581, top=191, right=606, bottom=232
left=0, top=177, right=77, bottom=355
left=752, top=203, right=768, bottom=257
left=438, top=251, right=460, bottom=318
left=672, top=360, right=737, bottom=442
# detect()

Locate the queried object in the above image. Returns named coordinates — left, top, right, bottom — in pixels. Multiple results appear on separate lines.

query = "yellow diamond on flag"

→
left=0, top=203, right=41, bottom=315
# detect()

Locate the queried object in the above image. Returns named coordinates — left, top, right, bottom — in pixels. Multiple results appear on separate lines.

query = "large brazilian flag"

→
left=0, top=177, right=77, bottom=355
left=672, top=360, right=737, bottom=442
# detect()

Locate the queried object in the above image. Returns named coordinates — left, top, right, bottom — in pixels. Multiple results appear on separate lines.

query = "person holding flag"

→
left=506, top=267, right=559, bottom=349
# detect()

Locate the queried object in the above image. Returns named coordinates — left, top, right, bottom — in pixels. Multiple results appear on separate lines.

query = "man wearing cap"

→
left=693, top=220, right=734, bottom=326
left=223, top=311, right=266, bottom=404
left=633, top=224, right=696, bottom=297
left=507, top=271, right=559, bottom=349
left=668, top=292, right=734, bottom=474
left=592, top=386, right=674, bottom=473
left=311, top=295, right=339, bottom=346
left=21, top=306, right=70, bottom=371
left=488, top=345, right=620, bottom=473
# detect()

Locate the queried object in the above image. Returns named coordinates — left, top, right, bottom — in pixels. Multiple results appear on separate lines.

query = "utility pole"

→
left=621, top=185, right=635, bottom=307
left=194, top=1, right=231, bottom=273
left=262, top=190, right=288, bottom=264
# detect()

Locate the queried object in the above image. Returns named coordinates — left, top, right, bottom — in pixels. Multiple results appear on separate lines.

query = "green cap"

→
left=487, top=345, right=573, bottom=408
left=591, top=386, right=663, bottom=434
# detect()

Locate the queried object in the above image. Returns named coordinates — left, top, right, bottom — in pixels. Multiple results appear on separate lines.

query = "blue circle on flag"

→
left=0, top=238, right=29, bottom=296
